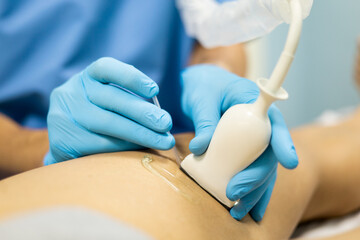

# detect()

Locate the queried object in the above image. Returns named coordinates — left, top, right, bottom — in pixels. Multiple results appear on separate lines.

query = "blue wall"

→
left=262, top=0, right=360, bottom=128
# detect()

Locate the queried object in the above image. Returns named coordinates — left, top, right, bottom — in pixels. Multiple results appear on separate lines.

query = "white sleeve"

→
left=176, top=0, right=313, bottom=48
left=259, top=0, right=313, bottom=23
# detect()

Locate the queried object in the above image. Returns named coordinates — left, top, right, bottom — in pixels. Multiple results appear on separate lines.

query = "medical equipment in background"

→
left=177, top=0, right=312, bottom=48
left=180, top=0, right=304, bottom=207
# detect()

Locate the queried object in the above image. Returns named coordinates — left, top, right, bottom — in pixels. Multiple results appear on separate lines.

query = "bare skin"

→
left=189, top=42, right=247, bottom=77
left=0, top=114, right=48, bottom=178
left=0, top=43, right=246, bottom=179
left=0, top=109, right=359, bottom=240
left=296, top=108, right=360, bottom=222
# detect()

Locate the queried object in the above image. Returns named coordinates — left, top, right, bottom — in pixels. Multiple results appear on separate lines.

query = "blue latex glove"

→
left=181, top=64, right=298, bottom=221
left=45, top=57, right=174, bottom=165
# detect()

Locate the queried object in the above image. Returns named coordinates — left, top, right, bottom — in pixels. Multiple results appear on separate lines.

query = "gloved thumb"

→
left=268, top=105, right=298, bottom=169
left=188, top=100, right=221, bottom=156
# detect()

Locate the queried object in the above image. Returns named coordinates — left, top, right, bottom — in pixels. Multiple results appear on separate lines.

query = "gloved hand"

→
left=259, top=0, right=313, bottom=23
left=45, top=57, right=174, bottom=165
left=181, top=64, right=298, bottom=221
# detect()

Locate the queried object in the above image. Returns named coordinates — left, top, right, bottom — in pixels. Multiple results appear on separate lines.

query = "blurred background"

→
left=247, top=0, right=360, bottom=128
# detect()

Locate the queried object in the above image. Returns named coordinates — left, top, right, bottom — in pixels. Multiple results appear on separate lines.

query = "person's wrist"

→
left=22, top=128, right=49, bottom=168
left=0, top=126, right=48, bottom=178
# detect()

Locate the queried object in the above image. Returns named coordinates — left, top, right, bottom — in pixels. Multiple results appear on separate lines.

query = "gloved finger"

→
left=86, top=57, right=159, bottom=99
left=44, top=132, right=142, bottom=165
left=226, top=147, right=277, bottom=201
left=230, top=169, right=275, bottom=221
left=268, top=105, right=298, bottom=169
left=84, top=75, right=172, bottom=133
left=249, top=173, right=277, bottom=222
left=188, top=99, right=221, bottom=155
left=71, top=99, right=175, bottom=150
left=47, top=112, right=145, bottom=164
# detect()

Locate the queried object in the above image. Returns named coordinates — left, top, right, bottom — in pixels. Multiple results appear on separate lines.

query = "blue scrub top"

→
left=0, top=0, right=194, bottom=133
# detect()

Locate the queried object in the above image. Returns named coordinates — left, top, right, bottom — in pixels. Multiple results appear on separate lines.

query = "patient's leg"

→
left=0, top=112, right=359, bottom=240
left=295, top=109, right=360, bottom=221
left=0, top=136, right=322, bottom=239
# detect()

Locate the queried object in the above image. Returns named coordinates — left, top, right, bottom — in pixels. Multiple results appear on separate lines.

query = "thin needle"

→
left=152, top=96, right=182, bottom=166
